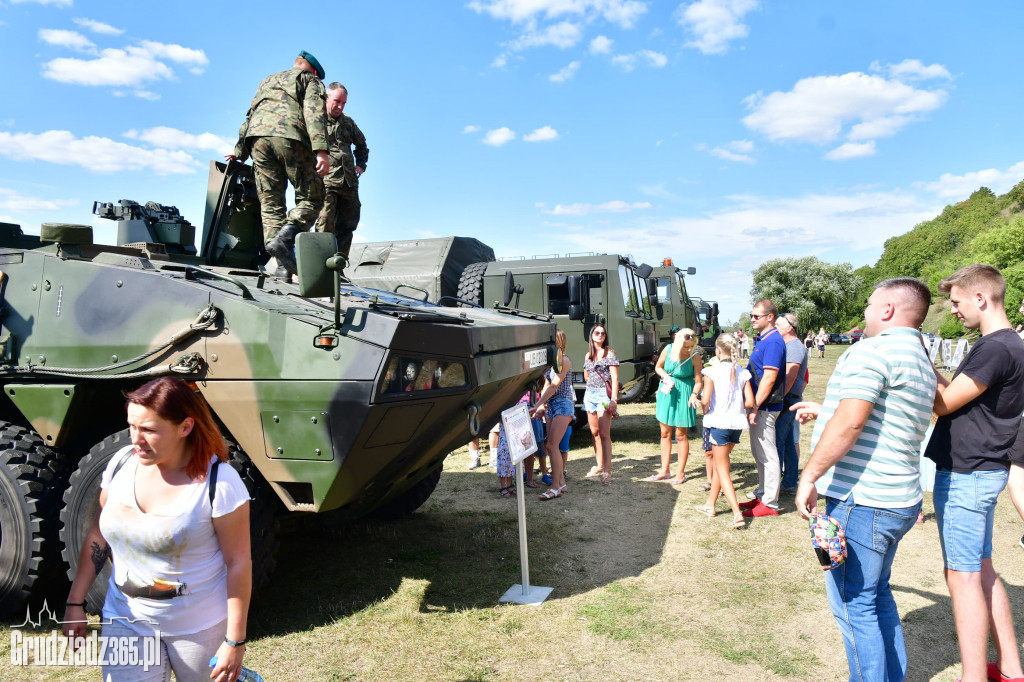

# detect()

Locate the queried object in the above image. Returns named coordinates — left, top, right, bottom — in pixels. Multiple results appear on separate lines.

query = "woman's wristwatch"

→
left=224, top=637, right=247, bottom=647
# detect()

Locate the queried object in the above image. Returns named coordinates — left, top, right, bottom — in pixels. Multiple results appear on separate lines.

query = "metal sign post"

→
left=497, top=402, right=553, bottom=606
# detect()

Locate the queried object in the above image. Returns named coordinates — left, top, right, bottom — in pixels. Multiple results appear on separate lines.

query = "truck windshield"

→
left=619, top=264, right=639, bottom=316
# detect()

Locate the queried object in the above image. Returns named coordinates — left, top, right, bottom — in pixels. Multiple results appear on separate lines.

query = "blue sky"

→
left=2, top=0, right=1023, bottom=323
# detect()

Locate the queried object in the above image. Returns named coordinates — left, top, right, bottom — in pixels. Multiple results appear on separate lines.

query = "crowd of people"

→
left=479, top=262, right=1024, bottom=682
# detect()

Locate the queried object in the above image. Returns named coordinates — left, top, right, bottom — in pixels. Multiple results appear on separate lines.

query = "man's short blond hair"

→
left=937, top=263, right=1006, bottom=305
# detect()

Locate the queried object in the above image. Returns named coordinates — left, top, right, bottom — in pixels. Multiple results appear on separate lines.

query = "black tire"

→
left=371, top=464, right=443, bottom=521
left=0, top=423, right=69, bottom=619
left=455, top=261, right=489, bottom=308
left=60, top=430, right=131, bottom=614
left=619, top=373, right=650, bottom=404
left=60, top=431, right=281, bottom=614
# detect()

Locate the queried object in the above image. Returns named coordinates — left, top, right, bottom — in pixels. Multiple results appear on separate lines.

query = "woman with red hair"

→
left=63, top=377, right=253, bottom=682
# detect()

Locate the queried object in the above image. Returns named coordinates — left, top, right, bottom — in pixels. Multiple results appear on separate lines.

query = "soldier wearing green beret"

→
left=314, top=82, right=369, bottom=259
left=227, top=51, right=330, bottom=278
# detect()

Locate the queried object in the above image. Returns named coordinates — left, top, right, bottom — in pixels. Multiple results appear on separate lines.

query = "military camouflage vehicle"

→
left=454, top=254, right=661, bottom=403
left=689, top=297, right=722, bottom=353
left=0, top=160, right=555, bottom=618
left=649, top=262, right=701, bottom=350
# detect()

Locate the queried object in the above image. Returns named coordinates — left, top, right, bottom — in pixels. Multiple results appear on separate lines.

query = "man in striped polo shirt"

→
left=793, top=277, right=935, bottom=682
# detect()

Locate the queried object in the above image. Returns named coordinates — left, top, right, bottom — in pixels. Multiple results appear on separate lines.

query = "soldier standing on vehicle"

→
left=315, top=83, right=368, bottom=259
left=227, top=51, right=330, bottom=278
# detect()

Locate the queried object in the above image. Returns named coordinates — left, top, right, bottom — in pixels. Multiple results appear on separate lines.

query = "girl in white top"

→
left=695, top=333, right=754, bottom=528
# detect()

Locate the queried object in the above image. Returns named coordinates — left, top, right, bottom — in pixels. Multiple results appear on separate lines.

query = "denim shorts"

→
left=933, top=468, right=1008, bottom=572
left=548, top=396, right=574, bottom=418
left=582, top=387, right=609, bottom=414
left=708, top=427, right=741, bottom=446
left=531, top=417, right=545, bottom=445
left=559, top=424, right=572, bottom=452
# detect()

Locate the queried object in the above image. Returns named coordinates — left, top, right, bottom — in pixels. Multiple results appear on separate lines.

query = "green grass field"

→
left=3, top=349, right=1022, bottom=681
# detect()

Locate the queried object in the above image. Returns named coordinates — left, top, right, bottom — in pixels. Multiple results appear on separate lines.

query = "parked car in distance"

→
left=850, top=329, right=864, bottom=343
left=827, top=333, right=844, bottom=344
left=839, top=334, right=851, bottom=344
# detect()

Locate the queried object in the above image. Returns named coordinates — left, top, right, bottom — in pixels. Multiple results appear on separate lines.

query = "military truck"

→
left=347, top=242, right=710, bottom=403
left=689, top=297, right=722, bottom=353
left=0, top=160, right=555, bottom=617
left=453, top=254, right=663, bottom=403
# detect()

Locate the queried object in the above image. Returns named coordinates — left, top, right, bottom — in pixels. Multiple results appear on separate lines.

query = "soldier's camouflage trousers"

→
left=315, top=181, right=360, bottom=258
left=249, top=137, right=325, bottom=243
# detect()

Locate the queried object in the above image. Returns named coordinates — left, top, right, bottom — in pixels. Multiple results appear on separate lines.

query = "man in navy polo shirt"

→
left=741, top=299, right=787, bottom=517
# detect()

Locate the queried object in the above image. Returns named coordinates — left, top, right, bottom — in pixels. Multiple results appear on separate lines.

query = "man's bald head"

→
left=864, top=277, right=931, bottom=336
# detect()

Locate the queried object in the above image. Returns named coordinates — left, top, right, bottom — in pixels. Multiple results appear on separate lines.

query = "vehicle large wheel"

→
left=618, top=373, right=650, bottom=404
left=455, top=262, right=489, bottom=308
left=371, top=464, right=443, bottom=521
left=61, top=431, right=281, bottom=613
left=0, top=423, right=69, bottom=619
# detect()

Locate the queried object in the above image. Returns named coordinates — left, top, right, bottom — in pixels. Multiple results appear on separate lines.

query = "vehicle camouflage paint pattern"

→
left=0, top=160, right=555, bottom=618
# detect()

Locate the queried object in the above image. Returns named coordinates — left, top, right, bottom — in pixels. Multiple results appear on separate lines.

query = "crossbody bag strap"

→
left=208, top=459, right=219, bottom=506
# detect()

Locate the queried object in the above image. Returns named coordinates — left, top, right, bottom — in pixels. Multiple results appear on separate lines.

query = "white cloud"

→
left=0, top=188, right=77, bottom=212
left=38, top=29, right=95, bottom=52
left=590, top=35, right=613, bottom=54
left=507, top=21, right=583, bottom=50
left=559, top=189, right=936, bottom=257
left=491, top=53, right=509, bottom=68
left=549, top=61, right=580, bottom=82
left=546, top=200, right=652, bottom=216
left=468, top=0, right=648, bottom=29
left=0, top=130, right=200, bottom=174
left=10, top=0, right=72, bottom=5
left=742, top=71, right=947, bottom=147
left=611, top=49, right=667, bottom=71
left=871, top=59, right=952, bottom=82
left=483, top=127, right=516, bottom=146
left=463, top=125, right=481, bottom=134
left=824, top=141, right=876, bottom=161
left=677, top=0, right=758, bottom=55
left=138, top=40, right=209, bottom=73
left=524, top=126, right=559, bottom=142
left=134, top=90, right=161, bottom=101
left=73, top=18, right=124, bottom=35
left=918, top=161, right=1024, bottom=199
left=41, top=41, right=208, bottom=86
left=123, top=127, right=232, bottom=154
left=709, top=139, right=755, bottom=163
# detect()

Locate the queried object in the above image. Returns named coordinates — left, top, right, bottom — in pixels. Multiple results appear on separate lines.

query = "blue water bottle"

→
left=209, top=656, right=264, bottom=681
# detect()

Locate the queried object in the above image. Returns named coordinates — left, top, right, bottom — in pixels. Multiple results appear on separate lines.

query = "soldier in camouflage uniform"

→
left=227, top=51, right=330, bottom=277
left=315, top=83, right=369, bottom=259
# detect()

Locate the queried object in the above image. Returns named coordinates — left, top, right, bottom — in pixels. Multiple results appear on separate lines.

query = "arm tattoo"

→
left=90, top=541, right=112, bottom=575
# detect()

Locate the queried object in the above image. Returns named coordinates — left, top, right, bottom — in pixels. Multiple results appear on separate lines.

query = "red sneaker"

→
left=988, top=662, right=1024, bottom=681
left=742, top=501, right=779, bottom=517
left=738, top=498, right=760, bottom=510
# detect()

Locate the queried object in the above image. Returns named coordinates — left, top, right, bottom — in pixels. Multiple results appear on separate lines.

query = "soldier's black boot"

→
left=266, top=225, right=301, bottom=278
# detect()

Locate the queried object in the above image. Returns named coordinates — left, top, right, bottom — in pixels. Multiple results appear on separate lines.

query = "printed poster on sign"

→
left=951, top=339, right=969, bottom=368
left=928, top=337, right=941, bottom=363
left=501, top=403, right=538, bottom=465
left=941, top=338, right=953, bottom=367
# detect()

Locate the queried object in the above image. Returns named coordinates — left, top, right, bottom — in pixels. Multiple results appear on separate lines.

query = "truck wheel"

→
left=60, top=431, right=131, bottom=613
left=371, top=464, right=443, bottom=520
left=61, top=431, right=281, bottom=612
left=619, top=373, right=650, bottom=403
left=0, top=423, right=69, bottom=619
left=224, top=439, right=280, bottom=596
left=455, top=262, right=489, bottom=307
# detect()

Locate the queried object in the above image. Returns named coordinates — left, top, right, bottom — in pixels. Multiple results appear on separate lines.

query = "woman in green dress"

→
left=650, top=326, right=702, bottom=483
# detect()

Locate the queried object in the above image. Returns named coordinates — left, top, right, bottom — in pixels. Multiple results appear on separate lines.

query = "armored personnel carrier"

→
left=0, top=161, right=555, bottom=617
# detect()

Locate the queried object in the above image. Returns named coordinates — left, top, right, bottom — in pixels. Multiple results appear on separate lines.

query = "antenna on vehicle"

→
left=503, top=271, right=524, bottom=307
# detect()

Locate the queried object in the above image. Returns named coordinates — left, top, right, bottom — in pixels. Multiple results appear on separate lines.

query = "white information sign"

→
left=501, top=403, right=538, bottom=465
left=951, top=338, right=969, bottom=368
left=941, top=338, right=953, bottom=368
left=928, top=337, right=941, bottom=363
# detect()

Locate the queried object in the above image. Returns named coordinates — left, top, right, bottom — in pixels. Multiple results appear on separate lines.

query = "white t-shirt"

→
left=99, top=446, right=249, bottom=635
left=700, top=362, right=752, bottom=430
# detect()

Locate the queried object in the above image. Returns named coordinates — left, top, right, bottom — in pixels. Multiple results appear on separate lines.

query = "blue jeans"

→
left=775, top=405, right=799, bottom=488
left=933, top=468, right=1008, bottom=571
left=825, top=495, right=921, bottom=682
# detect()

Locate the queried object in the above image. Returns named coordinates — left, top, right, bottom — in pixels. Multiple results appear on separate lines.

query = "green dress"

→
left=655, top=344, right=697, bottom=427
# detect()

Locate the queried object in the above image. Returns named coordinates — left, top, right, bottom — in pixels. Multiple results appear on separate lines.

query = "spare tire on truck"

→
left=456, top=261, right=489, bottom=308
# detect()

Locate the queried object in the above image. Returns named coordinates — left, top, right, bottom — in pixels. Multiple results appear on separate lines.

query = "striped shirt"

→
left=812, top=326, right=937, bottom=508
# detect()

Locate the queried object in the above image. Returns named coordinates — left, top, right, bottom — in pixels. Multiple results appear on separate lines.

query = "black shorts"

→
left=1009, top=416, right=1024, bottom=467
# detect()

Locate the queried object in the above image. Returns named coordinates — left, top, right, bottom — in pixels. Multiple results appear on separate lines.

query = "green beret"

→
left=298, top=50, right=325, bottom=80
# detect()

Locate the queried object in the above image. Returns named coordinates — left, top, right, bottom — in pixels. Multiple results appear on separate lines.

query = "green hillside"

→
left=854, top=181, right=1024, bottom=337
